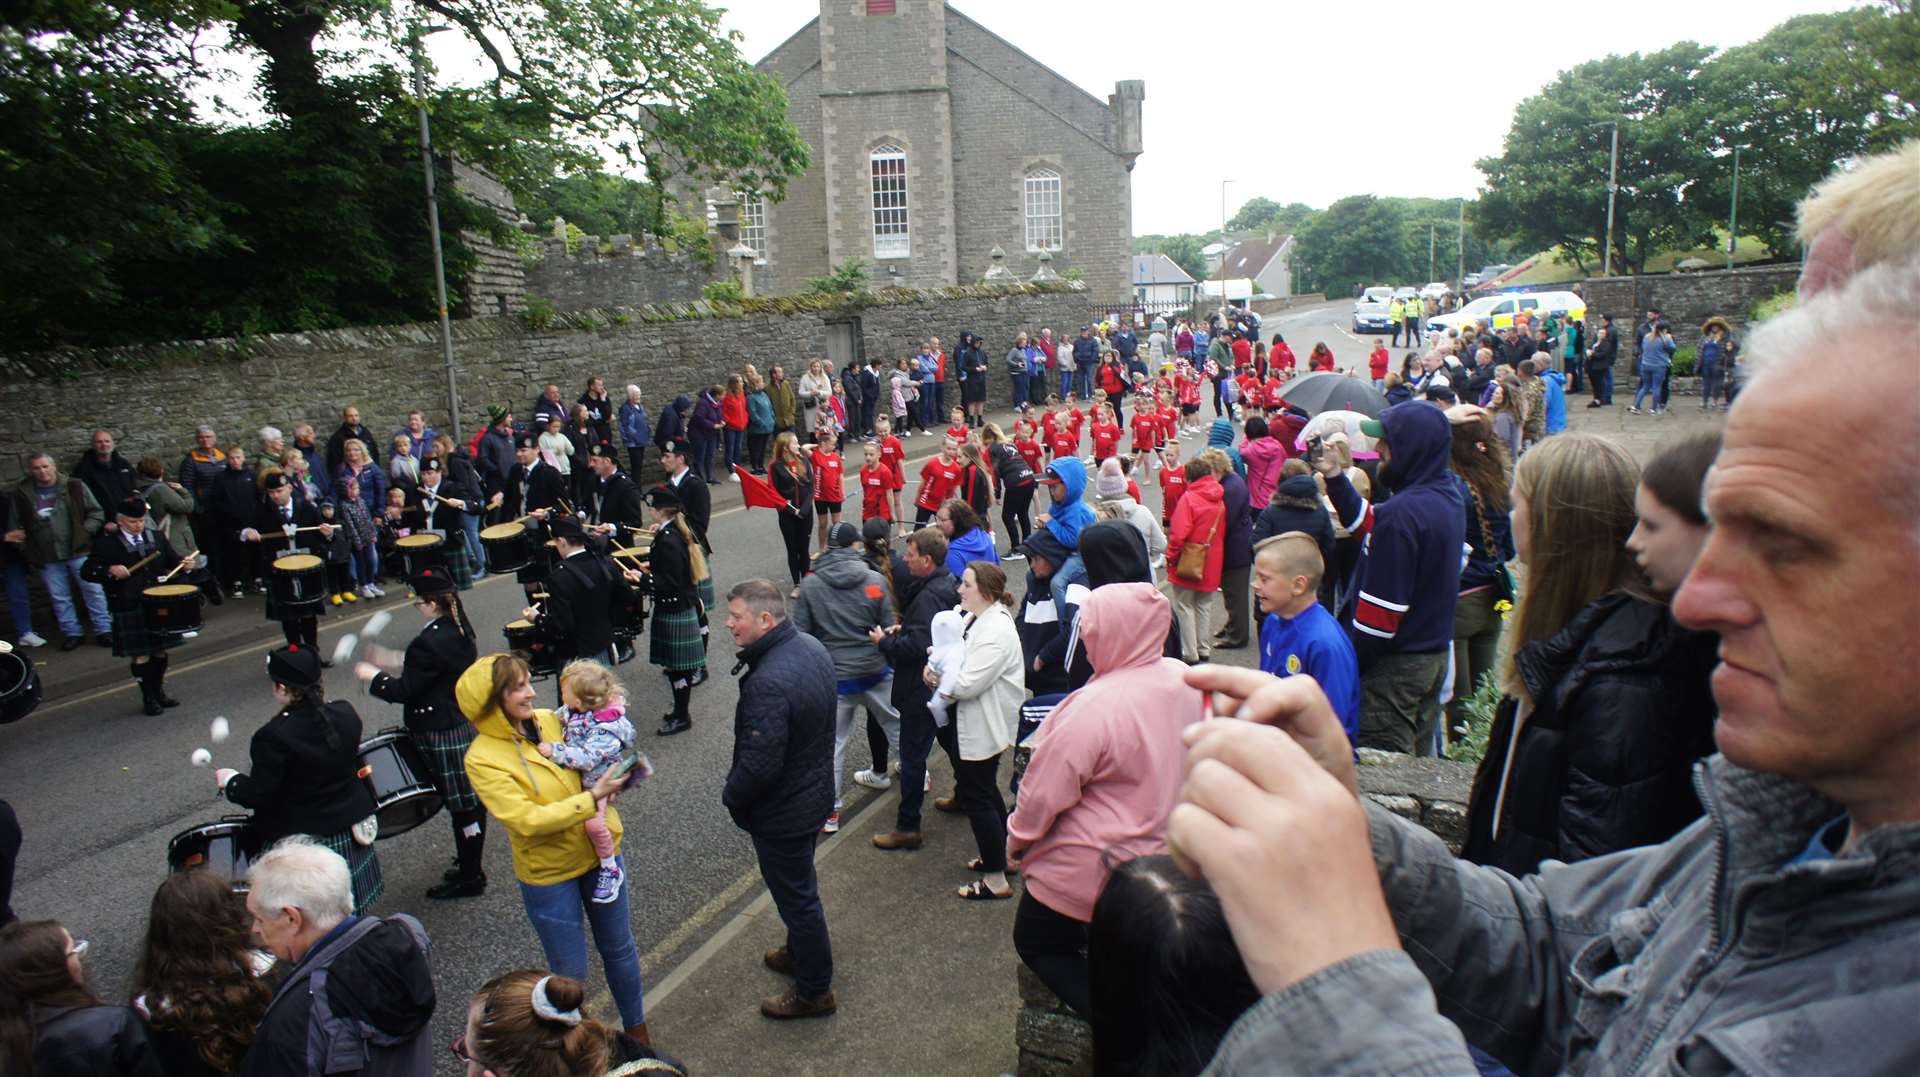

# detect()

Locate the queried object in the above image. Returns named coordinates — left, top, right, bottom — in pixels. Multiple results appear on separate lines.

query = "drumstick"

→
left=156, top=555, right=197, bottom=583
left=125, top=550, right=162, bottom=574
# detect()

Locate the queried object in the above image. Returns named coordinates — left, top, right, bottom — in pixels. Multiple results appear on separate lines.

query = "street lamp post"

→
left=1218, top=178, right=1235, bottom=319
left=411, top=25, right=460, bottom=436
left=1726, top=145, right=1741, bottom=270
left=1589, top=120, right=1620, bottom=277
left=1456, top=200, right=1465, bottom=287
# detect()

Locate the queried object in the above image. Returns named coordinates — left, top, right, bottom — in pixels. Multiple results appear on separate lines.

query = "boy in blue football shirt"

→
left=1254, top=532, right=1361, bottom=747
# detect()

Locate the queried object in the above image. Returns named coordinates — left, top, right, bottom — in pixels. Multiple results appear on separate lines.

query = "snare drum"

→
left=356, top=728, right=444, bottom=839
left=612, top=583, right=649, bottom=642
left=268, top=554, right=326, bottom=614
left=394, top=533, right=446, bottom=577
left=167, top=818, right=262, bottom=892
left=503, top=618, right=560, bottom=678
left=480, top=522, right=532, bottom=572
left=141, top=583, right=204, bottom=637
left=0, top=649, right=43, bottom=725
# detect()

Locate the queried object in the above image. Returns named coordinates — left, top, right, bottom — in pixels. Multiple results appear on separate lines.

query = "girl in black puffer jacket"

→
left=1461, top=434, right=1719, bottom=877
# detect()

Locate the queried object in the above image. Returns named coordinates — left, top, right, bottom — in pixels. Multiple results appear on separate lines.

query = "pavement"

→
left=3, top=299, right=1722, bottom=1076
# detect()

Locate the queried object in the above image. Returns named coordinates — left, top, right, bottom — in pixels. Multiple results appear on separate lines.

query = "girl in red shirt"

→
left=1271, top=337, right=1297, bottom=374
left=1064, top=395, right=1087, bottom=440
left=721, top=374, right=750, bottom=476
left=1235, top=369, right=1261, bottom=412
left=1129, top=394, right=1158, bottom=476
left=858, top=442, right=895, bottom=524
left=1369, top=342, right=1390, bottom=385
left=1089, top=402, right=1122, bottom=463
left=1155, top=395, right=1178, bottom=450
left=945, top=405, right=971, bottom=444
left=1012, top=418, right=1045, bottom=476
left=914, top=436, right=964, bottom=526
left=808, top=430, right=845, bottom=550
left=1262, top=374, right=1287, bottom=415
left=873, top=414, right=907, bottom=524
left=1158, top=442, right=1188, bottom=525
left=1308, top=342, right=1336, bottom=372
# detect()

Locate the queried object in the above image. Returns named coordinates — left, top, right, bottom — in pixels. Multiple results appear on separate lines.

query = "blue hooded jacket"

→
left=1042, top=457, right=1095, bottom=549
left=1206, top=419, right=1247, bottom=478
left=944, top=523, right=1000, bottom=579
left=1325, top=402, right=1466, bottom=667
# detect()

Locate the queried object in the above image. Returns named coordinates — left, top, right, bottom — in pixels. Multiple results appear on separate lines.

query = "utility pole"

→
left=1428, top=223, right=1436, bottom=281
left=412, top=26, right=460, bottom=435
left=1218, top=178, right=1235, bottom=320
left=1726, top=145, right=1741, bottom=270
left=1456, top=200, right=1465, bottom=286
left=1592, top=120, right=1620, bottom=277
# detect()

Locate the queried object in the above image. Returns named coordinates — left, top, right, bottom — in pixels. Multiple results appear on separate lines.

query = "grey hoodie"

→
left=1203, top=754, right=1920, bottom=1075
left=791, top=546, right=897, bottom=680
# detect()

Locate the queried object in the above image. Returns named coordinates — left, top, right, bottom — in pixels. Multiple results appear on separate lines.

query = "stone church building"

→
left=740, top=0, right=1143, bottom=299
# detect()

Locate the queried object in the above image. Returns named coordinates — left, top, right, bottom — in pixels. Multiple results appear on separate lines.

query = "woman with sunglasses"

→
left=453, top=969, right=683, bottom=1077
left=0, top=919, right=162, bottom=1075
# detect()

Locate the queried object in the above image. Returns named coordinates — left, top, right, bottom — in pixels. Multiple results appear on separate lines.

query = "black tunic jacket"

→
left=370, top=616, right=477, bottom=732
left=224, top=701, right=376, bottom=845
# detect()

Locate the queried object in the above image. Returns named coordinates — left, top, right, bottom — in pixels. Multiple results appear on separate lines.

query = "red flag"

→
left=734, top=464, right=794, bottom=512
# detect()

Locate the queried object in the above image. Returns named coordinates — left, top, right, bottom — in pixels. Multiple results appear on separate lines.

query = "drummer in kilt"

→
left=216, top=645, right=384, bottom=913
left=240, top=470, right=332, bottom=652
left=630, top=485, right=708, bottom=737
left=355, top=568, right=487, bottom=899
left=82, top=496, right=187, bottom=715
left=414, top=456, right=478, bottom=590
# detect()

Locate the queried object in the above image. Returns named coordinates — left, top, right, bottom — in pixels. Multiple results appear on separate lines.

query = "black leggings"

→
left=1001, top=484, right=1035, bottom=551
left=748, top=432, right=769, bottom=471
left=777, top=509, right=811, bottom=586
left=1014, top=890, right=1090, bottom=1017
left=281, top=615, right=318, bottom=649
left=941, top=722, right=1007, bottom=872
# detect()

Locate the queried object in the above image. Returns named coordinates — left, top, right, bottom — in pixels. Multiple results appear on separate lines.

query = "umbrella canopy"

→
left=1295, top=410, right=1379, bottom=455
left=1276, top=371, right=1390, bottom=417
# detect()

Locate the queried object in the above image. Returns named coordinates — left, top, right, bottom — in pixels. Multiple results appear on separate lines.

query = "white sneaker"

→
left=17, top=631, right=46, bottom=647
left=729, top=473, right=741, bottom=483
left=821, top=811, right=841, bottom=834
left=358, top=586, right=376, bottom=599
left=924, top=772, right=932, bottom=792
left=853, top=768, right=892, bottom=790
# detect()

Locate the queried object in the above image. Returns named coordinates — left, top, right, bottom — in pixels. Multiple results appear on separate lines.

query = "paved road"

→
left=3, top=298, right=1713, bottom=1073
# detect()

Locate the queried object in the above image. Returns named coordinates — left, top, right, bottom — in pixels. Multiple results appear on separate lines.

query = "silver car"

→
left=1353, top=286, right=1395, bottom=333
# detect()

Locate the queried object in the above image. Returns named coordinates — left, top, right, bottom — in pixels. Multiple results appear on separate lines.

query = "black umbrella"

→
left=1276, top=372, right=1390, bottom=417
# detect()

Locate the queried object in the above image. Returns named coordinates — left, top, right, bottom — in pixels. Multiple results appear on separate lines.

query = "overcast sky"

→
left=212, top=0, right=1861, bottom=235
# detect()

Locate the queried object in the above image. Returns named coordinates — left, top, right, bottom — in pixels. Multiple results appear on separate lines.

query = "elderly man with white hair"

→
left=240, top=836, right=437, bottom=1076
left=1171, top=248, right=1920, bottom=1074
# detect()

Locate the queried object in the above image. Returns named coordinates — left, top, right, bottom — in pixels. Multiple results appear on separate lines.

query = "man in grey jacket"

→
left=791, top=522, right=899, bottom=833
left=1174, top=257, right=1920, bottom=1075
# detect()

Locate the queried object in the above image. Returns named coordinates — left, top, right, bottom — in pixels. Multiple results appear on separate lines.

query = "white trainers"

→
left=16, top=631, right=46, bottom=648
left=820, top=811, right=841, bottom=834
left=729, top=473, right=741, bottom=482
left=853, top=768, right=892, bottom=790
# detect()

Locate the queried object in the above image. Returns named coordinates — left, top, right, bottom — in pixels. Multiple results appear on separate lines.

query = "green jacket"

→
left=767, top=378, right=798, bottom=429
left=8, top=477, right=103, bottom=565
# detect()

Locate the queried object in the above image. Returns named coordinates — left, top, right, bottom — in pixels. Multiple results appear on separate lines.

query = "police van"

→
left=1426, top=289, right=1585, bottom=337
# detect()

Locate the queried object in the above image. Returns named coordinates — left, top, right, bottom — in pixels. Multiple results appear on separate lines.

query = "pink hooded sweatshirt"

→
left=1240, top=433, right=1289, bottom=508
left=1007, top=582, right=1207, bottom=921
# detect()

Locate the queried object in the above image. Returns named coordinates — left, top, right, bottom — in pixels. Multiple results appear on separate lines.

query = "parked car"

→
left=1421, top=282, right=1451, bottom=300
left=1462, top=272, right=1483, bottom=287
left=1426, top=289, right=1586, bottom=337
left=1352, top=286, right=1395, bottom=333
left=1392, top=286, right=1419, bottom=302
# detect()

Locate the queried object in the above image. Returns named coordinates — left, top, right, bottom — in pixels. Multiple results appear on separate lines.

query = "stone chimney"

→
left=1110, top=80, right=1145, bottom=169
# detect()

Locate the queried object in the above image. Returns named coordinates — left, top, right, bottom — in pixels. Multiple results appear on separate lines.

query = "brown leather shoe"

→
left=934, top=796, right=962, bottom=814
left=871, top=830, right=924, bottom=851
left=764, top=946, right=796, bottom=975
left=761, top=987, right=836, bottom=1020
left=624, top=1023, right=652, bottom=1046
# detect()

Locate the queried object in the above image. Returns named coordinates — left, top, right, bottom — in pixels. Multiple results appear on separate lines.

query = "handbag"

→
left=1173, top=504, right=1222, bottom=584
left=1473, top=488, right=1516, bottom=603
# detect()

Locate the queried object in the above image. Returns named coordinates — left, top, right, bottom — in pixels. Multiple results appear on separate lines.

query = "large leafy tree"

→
left=1476, top=44, right=1716, bottom=276
left=1295, top=195, right=1408, bottom=296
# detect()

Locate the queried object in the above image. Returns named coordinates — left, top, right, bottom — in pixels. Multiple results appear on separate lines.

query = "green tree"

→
left=1134, top=234, right=1209, bottom=280
left=1694, top=4, right=1920, bottom=256
left=1296, top=195, right=1409, bottom=296
left=1476, top=44, right=1717, bottom=275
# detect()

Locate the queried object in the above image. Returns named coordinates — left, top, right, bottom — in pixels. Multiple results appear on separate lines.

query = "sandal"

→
left=957, top=879, right=1012, bottom=901
left=966, top=858, right=1018, bottom=876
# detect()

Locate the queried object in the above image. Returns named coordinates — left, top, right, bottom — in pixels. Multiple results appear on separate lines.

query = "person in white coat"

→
left=925, top=559, right=1025, bottom=900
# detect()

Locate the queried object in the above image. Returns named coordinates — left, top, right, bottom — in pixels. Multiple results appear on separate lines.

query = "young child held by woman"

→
left=539, top=660, right=644, bottom=904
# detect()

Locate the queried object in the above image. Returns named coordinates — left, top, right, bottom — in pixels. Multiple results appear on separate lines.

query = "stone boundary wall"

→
left=522, top=237, right=723, bottom=313
left=1581, top=264, right=1799, bottom=348
left=0, top=283, right=1087, bottom=484
left=1014, top=749, right=1474, bottom=1077
left=1248, top=293, right=1328, bottom=316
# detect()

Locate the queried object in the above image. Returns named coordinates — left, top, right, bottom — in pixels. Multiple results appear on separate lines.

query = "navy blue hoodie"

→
left=1325, top=403, right=1465, bottom=667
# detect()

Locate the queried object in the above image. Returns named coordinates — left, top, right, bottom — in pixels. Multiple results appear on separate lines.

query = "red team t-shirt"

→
left=1013, top=436, right=1044, bottom=475
left=1160, top=466, right=1189, bottom=524
left=811, top=449, right=845, bottom=504
left=876, top=435, right=906, bottom=490
left=946, top=423, right=971, bottom=442
left=1129, top=411, right=1157, bottom=452
left=1090, top=420, right=1122, bottom=461
left=860, top=462, right=896, bottom=520
left=916, top=455, right=963, bottom=512
left=1264, top=378, right=1287, bottom=409
left=1157, top=405, right=1178, bottom=445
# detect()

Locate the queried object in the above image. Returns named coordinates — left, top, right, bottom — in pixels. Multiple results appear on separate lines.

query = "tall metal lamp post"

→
left=1589, top=120, right=1620, bottom=277
left=411, top=25, right=461, bottom=434
left=1726, top=145, right=1742, bottom=270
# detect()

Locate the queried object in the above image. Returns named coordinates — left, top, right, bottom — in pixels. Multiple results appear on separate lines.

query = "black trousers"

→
left=1001, top=484, right=1035, bottom=551
left=894, top=693, right=949, bottom=833
left=626, top=447, right=646, bottom=487
left=1217, top=563, right=1251, bottom=644
left=747, top=432, right=769, bottom=472
left=946, top=730, right=1007, bottom=873
left=280, top=615, right=318, bottom=649
left=777, top=509, right=811, bottom=587
left=751, top=830, right=834, bottom=996
left=1013, top=890, right=1090, bottom=1017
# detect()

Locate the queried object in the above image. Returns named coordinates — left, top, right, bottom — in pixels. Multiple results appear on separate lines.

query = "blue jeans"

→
left=518, top=857, right=646, bottom=1026
left=42, top=556, right=110, bottom=638
left=4, top=560, right=34, bottom=640
left=1010, top=372, right=1030, bottom=412
left=1700, top=363, right=1722, bottom=405
left=459, top=512, right=485, bottom=574
left=930, top=382, right=946, bottom=426
left=1077, top=367, right=1096, bottom=401
left=750, top=832, right=833, bottom=996
left=918, top=382, right=938, bottom=426
left=1591, top=366, right=1613, bottom=404
left=1633, top=365, right=1667, bottom=410
left=692, top=434, right=716, bottom=481
left=723, top=428, right=744, bottom=473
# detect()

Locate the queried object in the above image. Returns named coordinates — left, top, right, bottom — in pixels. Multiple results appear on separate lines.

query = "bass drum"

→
left=480, top=522, right=532, bottom=573
left=0, top=648, right=43, bottom=724
left=394, top=533, right=446, bottom=578
left=356, top=728, right=444, bottom=840
left=503, top=619, right=560, bottom=678
left=167, top=817, right=262, bottom=893
left=268, top=554, right=327, bottom=614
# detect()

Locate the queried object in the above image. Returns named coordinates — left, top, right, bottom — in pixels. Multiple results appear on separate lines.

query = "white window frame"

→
left=738, top=190, right=767, bottom=262
left=870, top=144, right=910, bottom=259
left=1023, top=168, right=1063, bottom=252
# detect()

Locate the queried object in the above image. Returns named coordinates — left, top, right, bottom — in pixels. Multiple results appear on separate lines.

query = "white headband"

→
left=529, top=976, right=581, bottom=1026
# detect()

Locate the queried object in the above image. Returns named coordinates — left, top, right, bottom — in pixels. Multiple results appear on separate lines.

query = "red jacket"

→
left=1166, top=474, right=1226, bottom=592
left=1370, top=346, right=1390, bottom=378
left=721, top=392, right=749, bottom=432
left=1038, top=338, right=1058, bottom=370
left=1309, top=350, right=1335, bottom=373
left=1272, top=343, right=1297, bottom=372
left=1231, top=338, right=1252, bottom=368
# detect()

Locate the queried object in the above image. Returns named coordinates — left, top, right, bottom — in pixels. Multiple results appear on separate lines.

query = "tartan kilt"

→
left=313, top=828, right=385, bottom=914
left=108, top=604, right=168, bottom=657
left=696, top=574, right=715, bottom=611
left=649, top=607, right=708, bottom=671
left=411, top=724, right=480, bottom=813
left=443, top=538, right=475, bottom=591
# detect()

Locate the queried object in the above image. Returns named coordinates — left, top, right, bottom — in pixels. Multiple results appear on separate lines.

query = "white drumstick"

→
left=190, top=748, right=212, bottom=767
left=332, top=633, right=359, bottom=667
left=209, top=716, right=231, bottom=744
left=364, top=611, right=393, bottom=639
